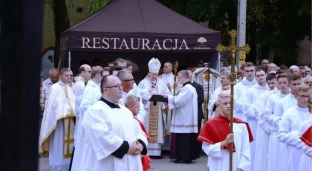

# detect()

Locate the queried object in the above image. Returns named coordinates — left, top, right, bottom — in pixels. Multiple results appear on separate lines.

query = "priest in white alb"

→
left=71, top=75, right=148, bottom=171
left=138, top=57, right=171, bottom=157
left=198, top=91, right=253, bottom=171
left=72, top=64, right=92, bottom=97
left=263, top=72, right=289, bottom=171
left=297, top=114, right=312, bottom=171
left=234, top=62, right=257, bottom=121
left=278, top=84, right=311, bottom=171
left=163, top=70, right=198, bottom=163
left=208, top=70, right=231, bottom=119
left=39, top=67, right=76, bottom=171
left=247, top=73, right=277, bottom=171
left=244, top=67, right=268, bottom=168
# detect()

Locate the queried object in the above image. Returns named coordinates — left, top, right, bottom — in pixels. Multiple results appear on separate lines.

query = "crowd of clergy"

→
left=38, top=57, right=312, bottom=171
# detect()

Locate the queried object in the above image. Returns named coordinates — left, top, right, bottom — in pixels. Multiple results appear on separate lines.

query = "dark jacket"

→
left=191, top=81, right=204, bottom=120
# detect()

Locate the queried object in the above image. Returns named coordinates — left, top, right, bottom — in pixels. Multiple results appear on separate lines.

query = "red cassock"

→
left=300, top=125, right=312, bottom=147
left=135, top=118, right=152, bottom=171
left=197, top=115, right=254, bottom=152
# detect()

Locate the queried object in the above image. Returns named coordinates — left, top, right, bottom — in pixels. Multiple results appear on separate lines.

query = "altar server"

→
left=278, top=84, right=311, bottom=171
left=72, top=75, right=147, bottom=171
left=39, top=67, right=76, bottom=170
left=297, top=114, right=312, bottom=171
left=234, top=62, right=257, bottom=121
left=198, top=91, right=253, bottom=171
left=263, top=73, right=290, bottom=171
left=73, top=64, right=92, bottom=96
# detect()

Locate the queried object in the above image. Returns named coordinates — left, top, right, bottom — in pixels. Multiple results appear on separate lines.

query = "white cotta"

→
left=297, top=115, right=312, bottom=171
left=138, top=77, right=170, bottom=156
left=71, top=101, right=147, bottom=171
left=168, top=84, right=198, bottom=133
left=202, top=123, right=251, bottom=171
left=72, top=76, right=86, bottom=97
left=234, top=77, right=257, bottom=121
left=278, top=106, right=311, bottom=171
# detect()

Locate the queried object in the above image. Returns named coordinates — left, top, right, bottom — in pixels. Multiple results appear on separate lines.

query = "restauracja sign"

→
left=81, top=37, right=189, bottom=50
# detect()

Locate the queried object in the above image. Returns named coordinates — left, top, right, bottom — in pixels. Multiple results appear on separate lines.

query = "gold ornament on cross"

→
left=216, top=29, right=251, bottom=171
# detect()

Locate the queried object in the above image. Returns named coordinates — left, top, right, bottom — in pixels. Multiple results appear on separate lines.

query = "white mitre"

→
left=148, top=57, right=161, bottom=73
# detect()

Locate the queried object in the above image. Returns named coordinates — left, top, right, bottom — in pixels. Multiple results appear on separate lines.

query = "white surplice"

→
left=234, top=77, right=257, bottom=121
left=248, top=89, right=278, bottom=171
left=297, top=115, right=312, bottom=171
left=244, top=84, right=268, bottom=169
left=39, top=81, right=76, bottom=170
left=278, top=106, right=311, bottom=171
left=263, top=91, right=288, bottom=171
left=202, top=123, right=251, bottom=171
left=138, top=77, right=170, bottom=156
left=168, top=83, right=198, bottom=133
left=71, top=100, right=147, bottom=171
left=121, top=89, right=147, bottom=123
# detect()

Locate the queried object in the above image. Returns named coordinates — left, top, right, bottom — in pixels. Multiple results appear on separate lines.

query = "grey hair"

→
left=220, top=70, right=231, bottom=79
left=116, top=70, right=131, bottom=81
left=304, top=76, right=312, bottom=82
left=289, top=65, right=299, bottom=70
left=227, top=66, right=237, bottom=72
left=218, top=91, right=231, bottom=99
left=49, top=68, right=59, bottom=74
left=178, top=70, right=189, bottom=79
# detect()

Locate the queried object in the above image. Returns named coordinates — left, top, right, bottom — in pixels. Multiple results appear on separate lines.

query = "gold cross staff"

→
left=216, top=29, right=250, bottom=171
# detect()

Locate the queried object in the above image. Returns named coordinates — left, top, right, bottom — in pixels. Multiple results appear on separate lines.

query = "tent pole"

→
left=68, top=51, right=71, bottom=69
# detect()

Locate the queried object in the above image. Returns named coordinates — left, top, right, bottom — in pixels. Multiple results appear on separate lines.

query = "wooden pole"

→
left=216, top=30, right=250, bottom=171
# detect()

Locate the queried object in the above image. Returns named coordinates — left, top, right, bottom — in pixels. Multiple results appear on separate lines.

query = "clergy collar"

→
left=100, top=97, right=120, bottom=109
left=183, top=81, right=192, bottom=87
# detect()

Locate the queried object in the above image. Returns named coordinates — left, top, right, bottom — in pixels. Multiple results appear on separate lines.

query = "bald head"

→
left=79, top=64, right=92, bottom=80
left=49, top=68, right=59, bottom=74
left=49, top=68, right=59, bottom=83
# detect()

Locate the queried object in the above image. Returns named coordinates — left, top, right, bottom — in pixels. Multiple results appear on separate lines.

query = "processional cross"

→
left=216, top=30, right=250, bottom=171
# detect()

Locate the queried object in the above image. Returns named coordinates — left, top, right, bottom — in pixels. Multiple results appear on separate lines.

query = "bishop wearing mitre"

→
left=39, top=67, right=76, bottom=170
left=138, top=57, right=171, bottom=157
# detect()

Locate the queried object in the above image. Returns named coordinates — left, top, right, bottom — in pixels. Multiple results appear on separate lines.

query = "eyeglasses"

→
left=244, top=70, right=255, bottom=73
left=304, top=81, right=312, bottom=84
left=297, top=95, right=311, bottom=99
left=178, top=76, right=184, bottom=79
left=105, top=84, right=122, bottom=89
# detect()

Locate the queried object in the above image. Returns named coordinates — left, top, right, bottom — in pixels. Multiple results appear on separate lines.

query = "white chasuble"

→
left=278, top=106, right=311, bottom=171
left=138, top=78, right=170, bottom=156
left=168, top=84, right=198, bottom=133
left=234, top=77, right=257, bottom=121
left=71, top=101, right=147, bottom=171
left=297, top=115, right=312, bottom=171
left=39, top=82, right=76, bottom=170
left=202, top=123, right=251, bottom=171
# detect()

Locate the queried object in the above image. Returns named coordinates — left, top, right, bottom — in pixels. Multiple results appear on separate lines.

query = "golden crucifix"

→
left=216, top=30, right=250, bottom=171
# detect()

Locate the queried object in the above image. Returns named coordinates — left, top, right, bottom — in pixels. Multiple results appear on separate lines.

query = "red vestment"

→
left=300, top=126, right=312, bottom=147
left=197, top=115, right=253, bottom=152
left=135, top=118, right=152, bottom=171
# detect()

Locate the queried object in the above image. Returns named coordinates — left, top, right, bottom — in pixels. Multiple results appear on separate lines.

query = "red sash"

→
left=135, top=118, right=152, bottom=170
left=197, top=115, right=253, bottom=152
left=300, top=126, right=312, bottom=147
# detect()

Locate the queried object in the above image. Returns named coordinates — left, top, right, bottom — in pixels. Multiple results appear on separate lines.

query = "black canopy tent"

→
left=59, top=0, right=221, bottom=80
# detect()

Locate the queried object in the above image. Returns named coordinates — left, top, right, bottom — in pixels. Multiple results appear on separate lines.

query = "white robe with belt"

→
left=202, top=123, right=251, bottom=171
left=278, top=106, right=311, bottom=171
left=71, top=101, right=148, bottom=171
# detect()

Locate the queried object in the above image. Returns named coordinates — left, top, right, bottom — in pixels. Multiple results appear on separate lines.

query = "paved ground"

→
left=39, top=155, right=208, bottom=171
